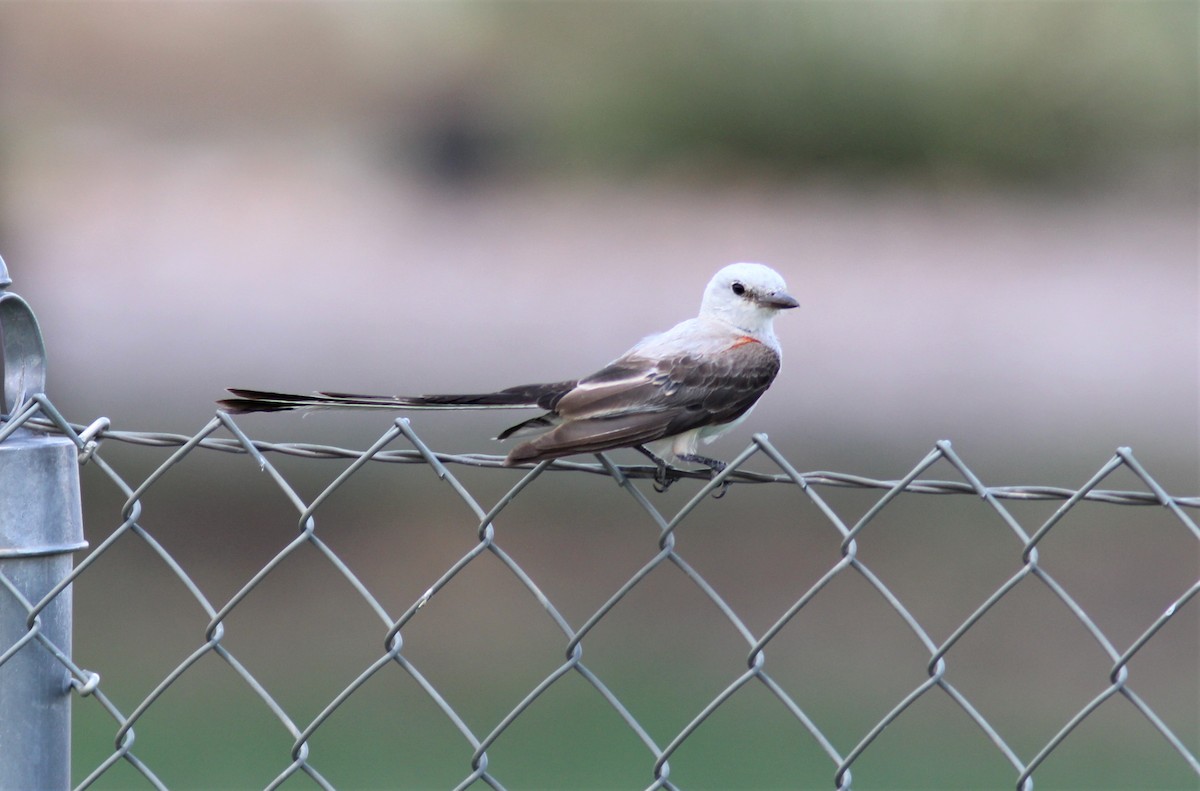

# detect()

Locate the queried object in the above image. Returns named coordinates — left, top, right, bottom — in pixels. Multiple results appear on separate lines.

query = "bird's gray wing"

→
left=505, top=340, right=780, bottom=464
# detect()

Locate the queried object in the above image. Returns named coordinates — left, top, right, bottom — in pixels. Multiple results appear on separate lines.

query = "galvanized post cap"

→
left=0, top=254, right=48, bottom=413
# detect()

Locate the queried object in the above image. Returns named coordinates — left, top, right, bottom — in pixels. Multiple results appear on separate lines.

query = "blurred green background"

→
left=0, top=2, right=1196, bottom=789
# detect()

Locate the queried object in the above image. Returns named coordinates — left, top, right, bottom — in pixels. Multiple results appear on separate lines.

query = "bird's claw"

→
left=707, top=464, right=732, bottom=498
left=711, top=477, right=731, bottom=499
left=636, top=445, right=679, bottom=493
left=652, top=463, right=681, bottom=493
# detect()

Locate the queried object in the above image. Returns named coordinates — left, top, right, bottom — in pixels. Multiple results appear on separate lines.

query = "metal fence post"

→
left=0, top=255, right=84, bottom=791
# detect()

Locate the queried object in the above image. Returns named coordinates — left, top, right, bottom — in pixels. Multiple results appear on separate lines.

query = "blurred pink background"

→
left=1, top=4, right=1193, bottom=489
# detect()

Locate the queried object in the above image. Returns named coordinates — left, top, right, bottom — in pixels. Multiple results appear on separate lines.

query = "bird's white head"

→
left=700, top=262, right=799, bottom=335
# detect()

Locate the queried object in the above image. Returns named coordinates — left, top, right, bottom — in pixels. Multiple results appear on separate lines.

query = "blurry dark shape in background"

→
left=403, top=88, right=516, bottom=186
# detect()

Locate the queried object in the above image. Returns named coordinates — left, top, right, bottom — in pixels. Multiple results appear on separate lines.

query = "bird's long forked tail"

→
left=218, top=383, right=576, bottom=415
left=217, top=389, right=392, bottom=414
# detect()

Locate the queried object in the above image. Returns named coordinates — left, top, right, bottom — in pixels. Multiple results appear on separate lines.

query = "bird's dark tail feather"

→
left=218, top=381, right=577, bottom=415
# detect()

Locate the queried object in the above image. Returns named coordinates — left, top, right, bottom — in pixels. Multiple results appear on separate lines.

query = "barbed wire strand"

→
left=8, top=407, right=1199, bottom=509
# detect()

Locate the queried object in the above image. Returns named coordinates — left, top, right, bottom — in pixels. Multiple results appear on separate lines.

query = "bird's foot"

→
left=636, top=446, right=681, bottom=493
left=676, top=453, right=731, bottom=498
left=653, top=468, right=680, bottom=493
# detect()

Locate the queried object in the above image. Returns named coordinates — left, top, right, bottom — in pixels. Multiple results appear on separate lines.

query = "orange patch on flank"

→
left=728, top=335, right=761, bottom=349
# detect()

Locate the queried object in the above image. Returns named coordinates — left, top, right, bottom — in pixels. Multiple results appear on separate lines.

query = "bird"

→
left=219, top=262, right=798, bottom=489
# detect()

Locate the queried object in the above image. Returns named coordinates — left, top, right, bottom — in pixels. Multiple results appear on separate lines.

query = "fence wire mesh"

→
left=2, top=393, right=1198, bottom=791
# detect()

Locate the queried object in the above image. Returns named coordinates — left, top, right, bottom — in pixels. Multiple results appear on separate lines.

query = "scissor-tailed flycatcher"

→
left=220, top=262, right=797, bottom=488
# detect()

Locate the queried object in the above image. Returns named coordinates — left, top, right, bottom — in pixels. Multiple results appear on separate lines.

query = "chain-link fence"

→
left=2, top=264, right=1198, bottom=791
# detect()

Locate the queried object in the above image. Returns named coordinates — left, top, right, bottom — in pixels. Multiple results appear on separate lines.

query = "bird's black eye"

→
left=731, top=282, right=746, bottom=296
